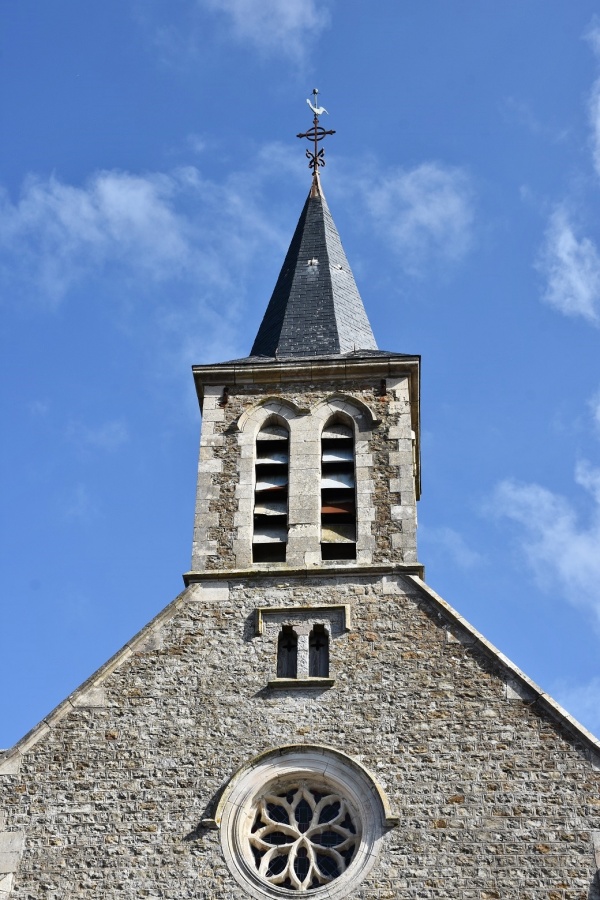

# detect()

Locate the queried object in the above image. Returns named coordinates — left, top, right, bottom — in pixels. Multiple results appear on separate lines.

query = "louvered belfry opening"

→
left=252, top=422, right=289, bottom=563
left=320, top=420, right=357, bottom=561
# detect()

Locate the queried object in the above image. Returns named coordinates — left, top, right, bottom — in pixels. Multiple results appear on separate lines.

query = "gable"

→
left=2, top=570, right=599, bottom=897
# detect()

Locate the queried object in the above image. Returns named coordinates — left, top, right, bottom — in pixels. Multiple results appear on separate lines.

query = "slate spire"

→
left=250, top=174, right=378, bottom=358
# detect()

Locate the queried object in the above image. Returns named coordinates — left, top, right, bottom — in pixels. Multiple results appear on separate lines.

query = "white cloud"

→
left=363, top=163, right=474, bottom=274
left=0, top=158, right=287, bottom=365
left=553, top=676, right=600, bottom=738
left=535, top=18, right=600, bottom=327
left=586, top=15, right=600, bottom=55
left=199, top=0, right=330, bottom=57
left=585, top=17, right=600, bottom=178
left=67, top=419, right=129, bottom=453
left=536, top=206, right=600, bottom=324
left=0, top=169, right=193, bottom=303
left=420, top=525, right=483, bottom=570
left=588, top=77, right=600, bottom=179
left=491, top=463, right=600, bottom=627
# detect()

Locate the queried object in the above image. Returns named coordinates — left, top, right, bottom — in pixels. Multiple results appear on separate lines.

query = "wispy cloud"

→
left=0, top=169, right=193, bottom=303
left=29, top=400, right=50, bottom=417
left=585, top=16, right=600, bottom=178
left=501, top=96, right=569, bottom=143
left=363, top=163, right=475, bottom=275
left=63, top=483, right=97, bottom=522
left=0, top=158, right=287, bottom=365
left=533, top=18, right=600, bottom=326
left=536, top=206, right=600, bottom=325
left=66, top=419, right=129, bottom=453
left=198, top=0, right=331, bottom=58
left=420, top=525, right=483, bottom=570
left=186, top=133, right=208, bottom=155
left=553, top=676, right=600, bottom=738
left=490, top=462, right=600, bottom=628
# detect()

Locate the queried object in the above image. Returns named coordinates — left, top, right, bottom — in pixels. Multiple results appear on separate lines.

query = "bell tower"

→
left=186, top=91, right=420, bottom=579
left=188, top=103, right=421, bottom=581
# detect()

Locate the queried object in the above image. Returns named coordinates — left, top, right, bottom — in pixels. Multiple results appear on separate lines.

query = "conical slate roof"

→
left=250, top=177, right=378, bottom=358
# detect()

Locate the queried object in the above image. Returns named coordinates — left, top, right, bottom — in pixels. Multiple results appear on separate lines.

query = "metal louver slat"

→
left=256, top=452, right=289, bottom=465
left=322, top=448, right=353, bottom=463
left=320, top=472, right=355, bottom=489
left=256, top=474, right=288, bottom=490
left=253, top=526, right=288, bottom=543
left=254, top=501, right=287, bottom=516
left=321, top=501, right=355, bottom=515
left=322, top=424, right=353, bottom=440
left=257, top=425, right=288, bottom=440
left=321, top=523, right=357, bottom=543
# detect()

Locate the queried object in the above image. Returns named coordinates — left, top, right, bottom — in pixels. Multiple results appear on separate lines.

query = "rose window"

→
left=249, top=784, right=358, bottom=891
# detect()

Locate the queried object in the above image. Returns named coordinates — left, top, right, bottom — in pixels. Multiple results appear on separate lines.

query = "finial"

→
left=297, top=89, right=336, bottom=177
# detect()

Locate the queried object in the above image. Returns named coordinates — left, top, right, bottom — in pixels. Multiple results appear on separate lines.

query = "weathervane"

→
left=297, top=89, right=336, bottom=175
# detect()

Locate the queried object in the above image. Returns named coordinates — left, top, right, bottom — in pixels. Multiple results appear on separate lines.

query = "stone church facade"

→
left=1, top=154, right=600, bottom=898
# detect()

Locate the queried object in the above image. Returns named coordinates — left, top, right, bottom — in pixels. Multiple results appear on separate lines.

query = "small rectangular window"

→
left=309, top=624, right=329, bottom=677
left=277, top=626, right=298, bottom=678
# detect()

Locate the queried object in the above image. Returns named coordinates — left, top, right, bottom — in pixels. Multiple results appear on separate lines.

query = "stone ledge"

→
left=266, top=678, right=335, bottom=689
left=183, top=561, right=425, bottom=586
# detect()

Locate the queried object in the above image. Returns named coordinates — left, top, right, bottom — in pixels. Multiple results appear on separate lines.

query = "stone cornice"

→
left=182, top=562, right=426, bottom=586
left=192, top=353, right=420, bottom=397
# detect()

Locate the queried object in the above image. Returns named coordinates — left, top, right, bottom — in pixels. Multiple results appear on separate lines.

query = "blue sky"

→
left=1, top=0, right=600, bottom=747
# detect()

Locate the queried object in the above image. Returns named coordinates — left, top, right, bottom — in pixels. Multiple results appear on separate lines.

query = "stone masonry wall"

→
left=191, top=374, right=417, bottom=571
left=1, top=573, right=599, bottom=899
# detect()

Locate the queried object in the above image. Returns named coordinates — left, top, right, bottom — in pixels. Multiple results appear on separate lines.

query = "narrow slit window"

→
left=253, top=422, right=289, bottom=563
left=320, top=420, right=357, bottom=561
left=277, top=626, right=298, bottom=678
left=309, top=624, right=329, bottom=677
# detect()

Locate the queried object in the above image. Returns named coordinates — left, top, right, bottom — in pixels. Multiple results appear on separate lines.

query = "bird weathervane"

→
left=297, top=89, right=335, bottom=175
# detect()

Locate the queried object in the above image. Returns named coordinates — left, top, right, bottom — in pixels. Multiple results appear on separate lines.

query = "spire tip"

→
left=298, top=91, right=335, bottom=180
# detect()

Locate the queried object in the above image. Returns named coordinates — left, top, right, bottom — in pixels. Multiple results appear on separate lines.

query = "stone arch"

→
left=237, top=397, right=307, bottom=437
left=311, top=394, right=378, bottom=434
left=214, top=742, right=398, bottom=828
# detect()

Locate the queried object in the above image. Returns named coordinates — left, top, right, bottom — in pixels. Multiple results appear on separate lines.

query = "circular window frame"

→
left=217, top=745, right=394, bottom=899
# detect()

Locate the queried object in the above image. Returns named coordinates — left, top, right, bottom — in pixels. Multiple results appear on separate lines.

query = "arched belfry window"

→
left=253, top=421, right=289, bottom=563
left=309, top=624, right=329, bottom=677
left=320, top=420, right=357, bottom=561
left=277, top=626, right=298, bottom=678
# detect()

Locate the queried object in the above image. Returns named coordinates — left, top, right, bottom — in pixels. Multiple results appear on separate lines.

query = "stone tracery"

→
left=249, top=784, right=358, bottom=891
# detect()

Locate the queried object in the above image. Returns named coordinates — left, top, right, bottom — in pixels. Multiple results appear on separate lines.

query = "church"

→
left=1, top=101, right=599, bottom=899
